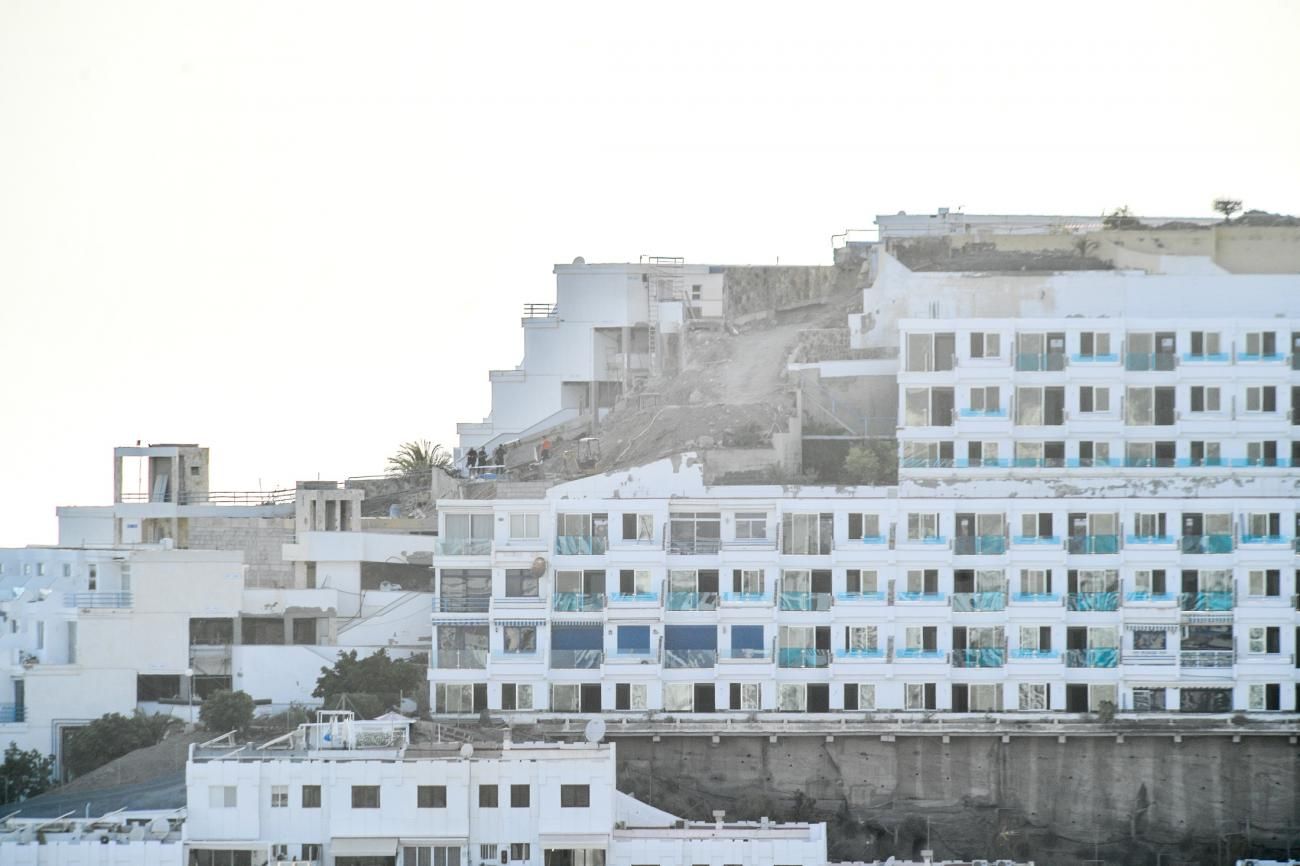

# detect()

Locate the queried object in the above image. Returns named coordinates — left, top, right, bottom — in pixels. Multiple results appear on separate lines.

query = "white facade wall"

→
left=0, top=840, right=182, bottom=866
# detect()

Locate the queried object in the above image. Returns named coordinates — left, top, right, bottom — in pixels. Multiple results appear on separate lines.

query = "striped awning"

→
left=433, top=619, right=489, bottom=626
left=551, top=619, right=604, bottom=628
left=1184, top=614, right=1234, bottom=624
left=496, top=619, right=546, bottom=627
left=1125, top=623, right=1177, bottom=631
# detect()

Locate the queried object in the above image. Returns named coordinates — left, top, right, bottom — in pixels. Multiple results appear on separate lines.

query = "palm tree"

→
left=386, top=440, right=453, bottom=476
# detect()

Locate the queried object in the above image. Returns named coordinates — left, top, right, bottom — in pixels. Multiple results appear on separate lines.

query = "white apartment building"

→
left=1, top=445, right=435, bottom=769
left=184, top=711, right=828, bottom=866
left=456, top=259, right=726, bottom=456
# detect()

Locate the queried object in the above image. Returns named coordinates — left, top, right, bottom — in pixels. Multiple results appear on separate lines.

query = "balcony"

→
left=957, top=408, right=1008, bottom=418
left=954, top=535, right=1007, bottom=555
left=433, top=648, right=488, bottom=670
left=667, top=538, right=722, bottom=556
left=1013, top=535, right=1060, bottom=547
left=1010, top=648, right=1059, bottom=660
left=834, top=648, right=886, bottom=661
left=555, top=536, right=607, bottom=556
left=722, top=535, right=777, bottom=551
left=63, top=592, right=133, bottom=608
left=721, top=591, right=770, bottom=604
left=897, top=591, right=946, bottom=603
left=435, top=538, right=492, bottom=556
left=433, top=596, right=491, bottom=613
left=777, top=648, right=832, bottom=668
left=0, top=704, right=25, bottom=723
left=778, top=592, right=833, bottom=611
left=1240, top=534, right=1291, bottom=546
left=1178, top=591, right=1234, bottom=612
left=1181, top=351, right=1230, bottom=363
left=1067, top=535, right=1119, bottom=555
left=552, top=593, right=606, bottom=612
left=1235, top=352, right=1286, bottom=363
left=1125, top=592, right=1176, bottom=603
left=609, top=592, right=658, bottom=604
left=1012, top=592, right=1060, bottom=603
left=1070, top=352, right=1119, bottom=363
left=1016, top=352, right=1067, bottom=372
left=663, top=649, right=717, bottom=669
left=549, top=649, right=603, bottom=669
left=834, top=591, right=887, bottom=603
left=951, top=592, right=1007, bottom=612
left=1065, top=648, right=1119, bottom=668
left=1125, top=534, right=1176, bottom=546
left=666, top=592, right=719, bottom=611
left=490, top=649, right=541, bottom=663
left=952, top=648, right=1006, bottom=668
left=1180, top=534, right=1233, bottom=554
left=608, top=648, right=657, bottom=665
left=1180, top=650, right=1234, bottom=669
left=720, top=647, right=771, bottom=662
left=895, top=648, right=947, bottom=661
left=1066, top=592, right=1120, bottom=611
left=1124, top=352, right=1177, bottom=371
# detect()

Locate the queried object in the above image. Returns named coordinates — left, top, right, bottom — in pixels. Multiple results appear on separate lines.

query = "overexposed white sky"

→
left=1, top=0, right=1298, bottom=546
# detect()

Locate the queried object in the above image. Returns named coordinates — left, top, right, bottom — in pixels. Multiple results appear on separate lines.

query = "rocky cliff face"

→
left=612, top=733, right=1299, bottom=865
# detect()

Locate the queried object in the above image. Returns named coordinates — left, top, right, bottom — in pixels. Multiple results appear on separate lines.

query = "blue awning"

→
left=730, top=625, right=764, bottom=650
left=617, top=625, right=650, bottom=651
left=551, top=627, right=602, bottom=650
left=664, top=625, right=717, bottom=650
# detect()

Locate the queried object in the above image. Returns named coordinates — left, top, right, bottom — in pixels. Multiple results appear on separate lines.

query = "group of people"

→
left=465, top=443, right=508, bottom=477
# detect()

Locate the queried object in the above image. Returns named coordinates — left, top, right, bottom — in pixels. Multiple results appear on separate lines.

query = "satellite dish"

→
left=128, top=825, right=146, bottom=841
left=584, top=719, right=606, bottom=743
left=459, top=743, right=474, bottom=759
left=572, top=256, right=585, bottom=265
left=531, top=556, right=547, bottom=578
left=148, top=817, right=171, bottom=838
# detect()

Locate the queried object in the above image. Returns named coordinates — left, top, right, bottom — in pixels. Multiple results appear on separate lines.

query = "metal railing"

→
left=1065, top=648, right=1119, bottom=668
left=895, top=648, right=947, bottom=660
left=896, top=591, right=946, bottom=602
left=1179, top=650, right=1235, bottom=668
left=1178, top=591, right=1234, bottom=612
left=432, top=596, right=491, bottom=613
left=776, top=648, right=832, bottom=668
left=555, top=536, right=608, bottom=556
left=663, top=649, right=717, bottom=669
left=118, top=489, right=298, bottom=505
left=666, top=592, right=719, bottom=611
left=953, top=535, right=1007, bottom=555
left=549, top=649, right=603, bottom=669
left=1066, top=592, right=1120, bottom=611
left=834, top=648, right=886, bottom=660
left=0, top=704, right=25, bottom=723
left=552, top=593, right=606, bottom=612
left=952, top=648, right=1007, bottom=668
left=721, top=591, right=769, bottom=604
left=1015, top=352, right=1067, bottom=372
left=720, top=647, right=771, bottom=661
left=951, top=592, right=1007, bottom=612
left=432, top=649, right=488, bottom=670
left=1067, top=534, right=1120, bottom=555
left=435, top=538, right=492, bottom=556
left=64, top=592, right=133, bottom=608
left=523, top=303, right=557, bottom=318
left=777, top=592, right=833, bottom=611
left=667, top=538, right=722, bottom=555
left=1180, top=534, right=1234, bottom=554
left=1010, top=648, right=1059, bottom=660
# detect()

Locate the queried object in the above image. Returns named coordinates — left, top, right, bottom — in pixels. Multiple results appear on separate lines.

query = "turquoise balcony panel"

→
left=952, top=648, right=1006, bottom=668
left=951, top=592, right=1007, bottom=612
left=897, top=591, right=946, bottom=602
left=1125, top=592, right=1175, bottom=602
left=778, top=592, right=833, bottom=612
left=835, top=591, right=887, bottom=602
left=835, top=648, right=886, bottom=660
left=1066, top=648, right=1119, bottom=668
left=1178, top=592, right=1234, bottom=612
left=777, top=648, right=831, bottom=668
left=1067, top=535, right=1119, bottom=554
left=555, top=535, right=607, bottom=555
left=1013, top=592, right=1060, bottom=603
left=549, top=649, right=603, bottom=669
left=895, top=648, right=946, bottom=660
left=1125, top=352, right=1176, bottom=371
left=1013, top=535, right=1061, bottom=546
left=552, top=592, right=606, bottom=612
left=663, top=649, right=717, bottom=669
left=1181, top=352, right=1230, bottom=363
left=1180, top=534, right=1233, bottom=554
left=721, top=592, right=769, bottom=603
left=1066, top=592, right=1120, bottom=611
left=1011, top=648, right=1059, bottom=659
left=666, top=591, right=719, bottom=611
left=1069, top=353, right=1119, bottom=363
left=1016, top=352, right=1067, bottom=371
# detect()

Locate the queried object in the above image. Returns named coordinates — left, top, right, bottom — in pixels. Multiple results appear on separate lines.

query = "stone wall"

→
left=611, top=733, right=1299, bottom=865
left=186, top=517, right=295, bottom=588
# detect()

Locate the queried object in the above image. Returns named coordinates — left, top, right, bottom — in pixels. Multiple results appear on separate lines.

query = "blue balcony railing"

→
left=549, top=649, right=604, bottom=669
left=897, top=591, right=946, bottom=602
left=64, top=592, right=133, bottom=608
left=1016, top=352, right=1067, bottom=371
left=835, top=591, right=887, bottom=602
left=1178, top=591, right=1233, bottom=612
left=951, top=591, right=1007, bottom=612
left=721, top=647, right=771, bottom=661
left=1181, top=352, right=1230, bottom=363
left=954, top=535, right=1006, bottom=555
left=854, top=535, right=889, bottom=544
left=1065, top=648, right=1119, bottom=668
left=1125, top=591, right=1175, bottom=603
left=663, top=649, right=717, bottom=669
left=433, top=648, right=488, bottom=670
left=1069, top=352, right=1120, bottom=363
left=1125, top=534, right=1176, bottom=545
left=1010, top=648, right=1059, bottom=659
left=1240, top=534, right=1290, bottom=545
left=895, top=648, right=946, bottom=660
left=555, top=536, right=607, bottom=556
left=0, top=704, right=25, bottom=723
left=952, top=648, right=1006, bottom=668
left=778, top=592, right=833, bottom=611
left=1013, top=535, right=1061, bottom=546
left=721, top=591, right=768, bottom=603
left=777, top=648, right=831, bottom=668
left=666, top=591, right=719, bottom=611
left=1125, top=352, right=1177, bottom=371
left=609, top=592, right=658, bottom=603
left=1235, top=352, right=1286, bottom=362
left=435, top=538, right=492, bottom=556
left=958, top=408, right=1008, bottom=418
left=1013, top=592, right=1059, bottom=603
left=1180, top=534, right=1233, bottom=554
left=1064, top=458, right=1125, bottom=468
left=834, top=647, right=886, bottom=660
left=552, top=592, right=606, bottom=612
left=1066, top=592, right=1120, bottom=611
left=1067, top=534, right=1119, bottom=555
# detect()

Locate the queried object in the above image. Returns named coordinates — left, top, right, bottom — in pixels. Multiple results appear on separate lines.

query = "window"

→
left=1132, top=513, right=1166, bottom=539
left=1189, top=440, right=1221, bottom=466
left=510, top=844, right=532, bottom=861
left=903, top=570, right=938, bottom=596
left=1078, top=331, right=1111, bottom=358
left=505, top=568, right=540, bottom=598
left=1019, top=625, right=1052, bottom=653
left=502, top=625, right=537, bottom=654
left=1245, top=386, right=1277, bottom=413
left=969, top=385, right=1001, bottom=412
left=845, top=569, right=878, bottom=594
left=479, top=785, right=498, bottom=807
left=845, top=625, right=878, bottom=653
left=1247, top=440, right=1279, bottom=466
left=511, top=784, right=530, bottom=807
left=418, top=785, right=447, bottom=808
left=691, top=283, right=702, bottom=300
left=270, top=785, right=288, bottom=808
left=1020, top=512, right=1054, bottom=539
left=734, top=512, right=767, bottom=539
left=1189, top=386, right=1221, bottom=413
left=1020, top=570, right=1051, bottom=595
left=967, top=440, right=999, bottom=466
left=1248, top=684, right=1281, bottom=711
left=903, top=440, right=954, bottom=467
left=509, top=513, right=540, bottom=539
left=905, top=683, right=937, bottom=710
left=782, top=512, right=833, bottom=554
left=1132, top=688, right=1166, bottom=712
left=906, top=513, right=940, bottom=541
left=1248, top=569, right=1280, bottom=597
left=551, top=683, right=581, bottom=712
left=1244, top=331, right=1277, bottom=357
left=1078, top=386, right=1110, bottom=413
left=403, top=846, right=460, bottom=866
left=36, top=563, right=46, bottom=576
left=905, top=625, right=938, bottom=651
left=621, top=513, right=655, bottom=541
left=61, top=562, right=72, bottom=578
left=778, top=682, right=807, bottom=712
left=301, top=785, right=321, bottom=808
left=1125, top=386, right=1176, bottom=426
left=614, top=682, right=647, bottom=710
left=1189, top=330, right=1221, bottom=357
left=970, top=331, right=1001, bottom=358
left=847, top=513, right=882, bottom=540
left=618, top=569, right=652, bottom=596
left=906, top=331, right=956, bottom=371
left=664, top=682, right=694, bottom=712
left=730, top=682, right=761, bottom=710
left=501, top=683, right=534, bottom=711
left=904, top=387, right=955, bottom=426
left=1015, top=387, right=1065, bottom=426
left=207, top=786, right=237, bottom=808
left=478, top=846, right=497, bottom=862
left=1133, top=569, right=1166, bottom=595
left=1125, top=441, right=1176, bottom=468
left=352, top=785, right=380, bottom=808
left=1017, top=331, right=1066, bottom=369
left=1018, top=683, right=1049, bottom=711
left=35, top=621, right=44, bottom=650
left=560, top=784, right=590, bottom=807
left=1077, top=440, right=1110, bottom=467
left=1248, top=626, right=1280, bottom=654
left=189, top=852, right=255, bottom=866
left=1246, top=512, right=1280, bottom=539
